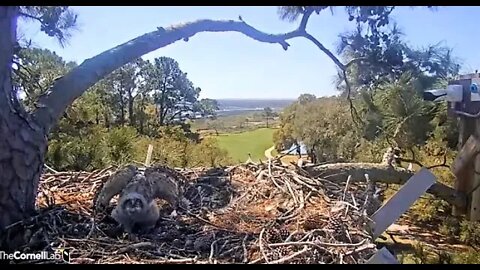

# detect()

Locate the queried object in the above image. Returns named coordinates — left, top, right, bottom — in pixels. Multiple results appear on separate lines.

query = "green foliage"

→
left=409, top=196, right=450, bottom=223
left=142, top=56, right=201, bottom=126
left=10, top=46, right=230, bottom=171
left=277, top=6, right=330, bottom=22
left=370, top=74, right=436, bottom=148
left=47, top=128, right=107, bottom=171
left=274, top=95, right=359, bottom=162
left=397, top=241, right=454, bottom=264
left=459, top=220, right=480, bottom=246
left=12, top=47, right=76, bottom=109
left=105, top=127, right=138, bottom=165
left=451, top=250, right=480, bottom=264
left=398, top=242, right=480, bottom=264
left=19, top=6, right=78, bottom=46
left=410, top=241, right=430, bottom=264
left=46, top=122, right=231, bottom=171
left=192, top=137, right=231, bottom=167
left=132, top=126, right=231, bottom=168
left=439, top=216, right=461, bottom=238
left=195, top=98, right=220, bottom=117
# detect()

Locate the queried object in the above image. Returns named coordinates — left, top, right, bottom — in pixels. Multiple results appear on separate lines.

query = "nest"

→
left=1, top=162, right=382, bottom=264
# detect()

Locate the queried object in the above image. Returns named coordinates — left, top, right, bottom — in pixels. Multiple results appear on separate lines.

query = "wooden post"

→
left=451, top=77, right=476, bottom=216
left=452, top=135, right=480, bottom=176
left=145, top=144, right=153, bottom=167
left=471, top=152, right=480, bottom=220
left=450, top=74, right=480, bottom=220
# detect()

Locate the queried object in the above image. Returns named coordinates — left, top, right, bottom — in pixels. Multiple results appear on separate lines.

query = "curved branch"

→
left=18, top=12, right=43, bottom=24
left=31, top=12, right=356, bottom=133
left=298, top=8, right=314, bottom=32
left=31, top=19, right=307, bottom=132
left=302, top=33, right=345, bottom=70
left=300, top=33, right=364, bottom=125
left=342, top=69, right=364, bottom=126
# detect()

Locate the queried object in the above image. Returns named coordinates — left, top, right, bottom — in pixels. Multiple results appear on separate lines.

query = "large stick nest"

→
left=1, top=162, right=383, bottom=264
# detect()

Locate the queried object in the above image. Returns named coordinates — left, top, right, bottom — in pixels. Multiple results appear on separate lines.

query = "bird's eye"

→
left=122, top=202, right=130, bottom=209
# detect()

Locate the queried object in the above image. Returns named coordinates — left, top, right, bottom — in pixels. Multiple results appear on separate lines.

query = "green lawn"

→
left=214, top=128, right=277, bottom=163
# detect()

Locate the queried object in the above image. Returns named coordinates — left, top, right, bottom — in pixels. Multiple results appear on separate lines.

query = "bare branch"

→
left=398, top=157, right=424, bottom=168
left=298, top=8, right=314, bottom=32
left=399, top=150, right=449, bottom=170
left=426, top=154, right=449, bottom=170
left=306, top=162, right=466, bottom=209
left=18, top=12, right=43, bottom=24
left=298, top=33, right=364, bottom=126
left=302, top=33, right=345, bottom=70
left=342, top=69, right=364, bottom=126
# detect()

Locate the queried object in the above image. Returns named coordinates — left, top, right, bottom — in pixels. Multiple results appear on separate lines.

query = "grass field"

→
left=214, top=128, right=277, bottom=163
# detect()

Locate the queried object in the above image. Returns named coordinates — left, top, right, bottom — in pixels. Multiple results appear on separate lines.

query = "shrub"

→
left=459, top=220, right=480, bottom=247
left=46, top=127, right=108, bottom=171
left=191, top=137, right=232, bottom=167
left=105, top=126, right=138, bottom=165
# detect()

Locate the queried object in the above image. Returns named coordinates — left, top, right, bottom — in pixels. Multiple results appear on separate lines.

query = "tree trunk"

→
left=119, top=105, right=125, bottom=126
left=128, top=92, right=135, bottom=127
left=159, top=105, right=165, bottom=126
left=0, top=7, right=48, bottom=233
left=119, top=90, right=125, bottom=127
left=104, top=112, right=110, bottom=129
left=138, top=97, right=145, bottom=134
left=139, top=115, right=144, bottom=134
left=95, top=109, right=100, bottom=125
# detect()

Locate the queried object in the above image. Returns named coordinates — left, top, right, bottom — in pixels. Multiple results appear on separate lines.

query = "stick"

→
left=44, top=164, right=59, bottom=174
left=145, top=144, right=154, bottom=167
left=259, top=228, right=269, bottom=263
left=268, top=246, right=309, bottom=264
left=343, top=175, right=352, bottom=201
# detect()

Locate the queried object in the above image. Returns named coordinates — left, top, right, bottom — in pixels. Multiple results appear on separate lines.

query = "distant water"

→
left=215, top=98, right=295, bottom=115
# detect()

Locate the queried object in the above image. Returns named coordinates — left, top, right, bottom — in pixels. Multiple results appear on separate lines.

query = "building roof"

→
left=281, top=142, right=308, bottom=155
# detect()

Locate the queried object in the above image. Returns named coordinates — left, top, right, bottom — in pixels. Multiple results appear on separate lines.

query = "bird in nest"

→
left=94, top=164, right=191, bottom=234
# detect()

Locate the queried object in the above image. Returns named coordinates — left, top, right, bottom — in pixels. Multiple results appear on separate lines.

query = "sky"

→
left=18, top=6, right=480, bottom=99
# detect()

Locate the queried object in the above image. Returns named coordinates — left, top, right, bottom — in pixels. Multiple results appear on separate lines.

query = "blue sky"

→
left=18, top=6, right=480, bottom=99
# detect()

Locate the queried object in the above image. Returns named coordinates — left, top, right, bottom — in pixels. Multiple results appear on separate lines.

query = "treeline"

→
left=271, top=25, right=480, bottom=246
left=274, top=25, right=460, bottom=166
left=13, top=47, right=230, bottom=170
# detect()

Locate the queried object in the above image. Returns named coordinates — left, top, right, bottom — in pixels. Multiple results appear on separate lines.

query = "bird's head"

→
left=121, top=192, right=147, bottom=216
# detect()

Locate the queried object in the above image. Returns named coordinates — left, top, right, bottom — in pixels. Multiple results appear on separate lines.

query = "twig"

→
left=44, top=164, right=59, bottom=174
left=269, top=239, right=367, bottom=248
left=268, top=246, right=309, bottom=264
left=343, top=175, right=352, bottom=201
left=242, top=234, right=249, bottom=263
left=259, top=228, right=269, bottom=263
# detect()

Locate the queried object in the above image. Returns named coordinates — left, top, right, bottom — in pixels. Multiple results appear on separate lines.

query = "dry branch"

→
left=306, top=162, right=467, bottom=209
